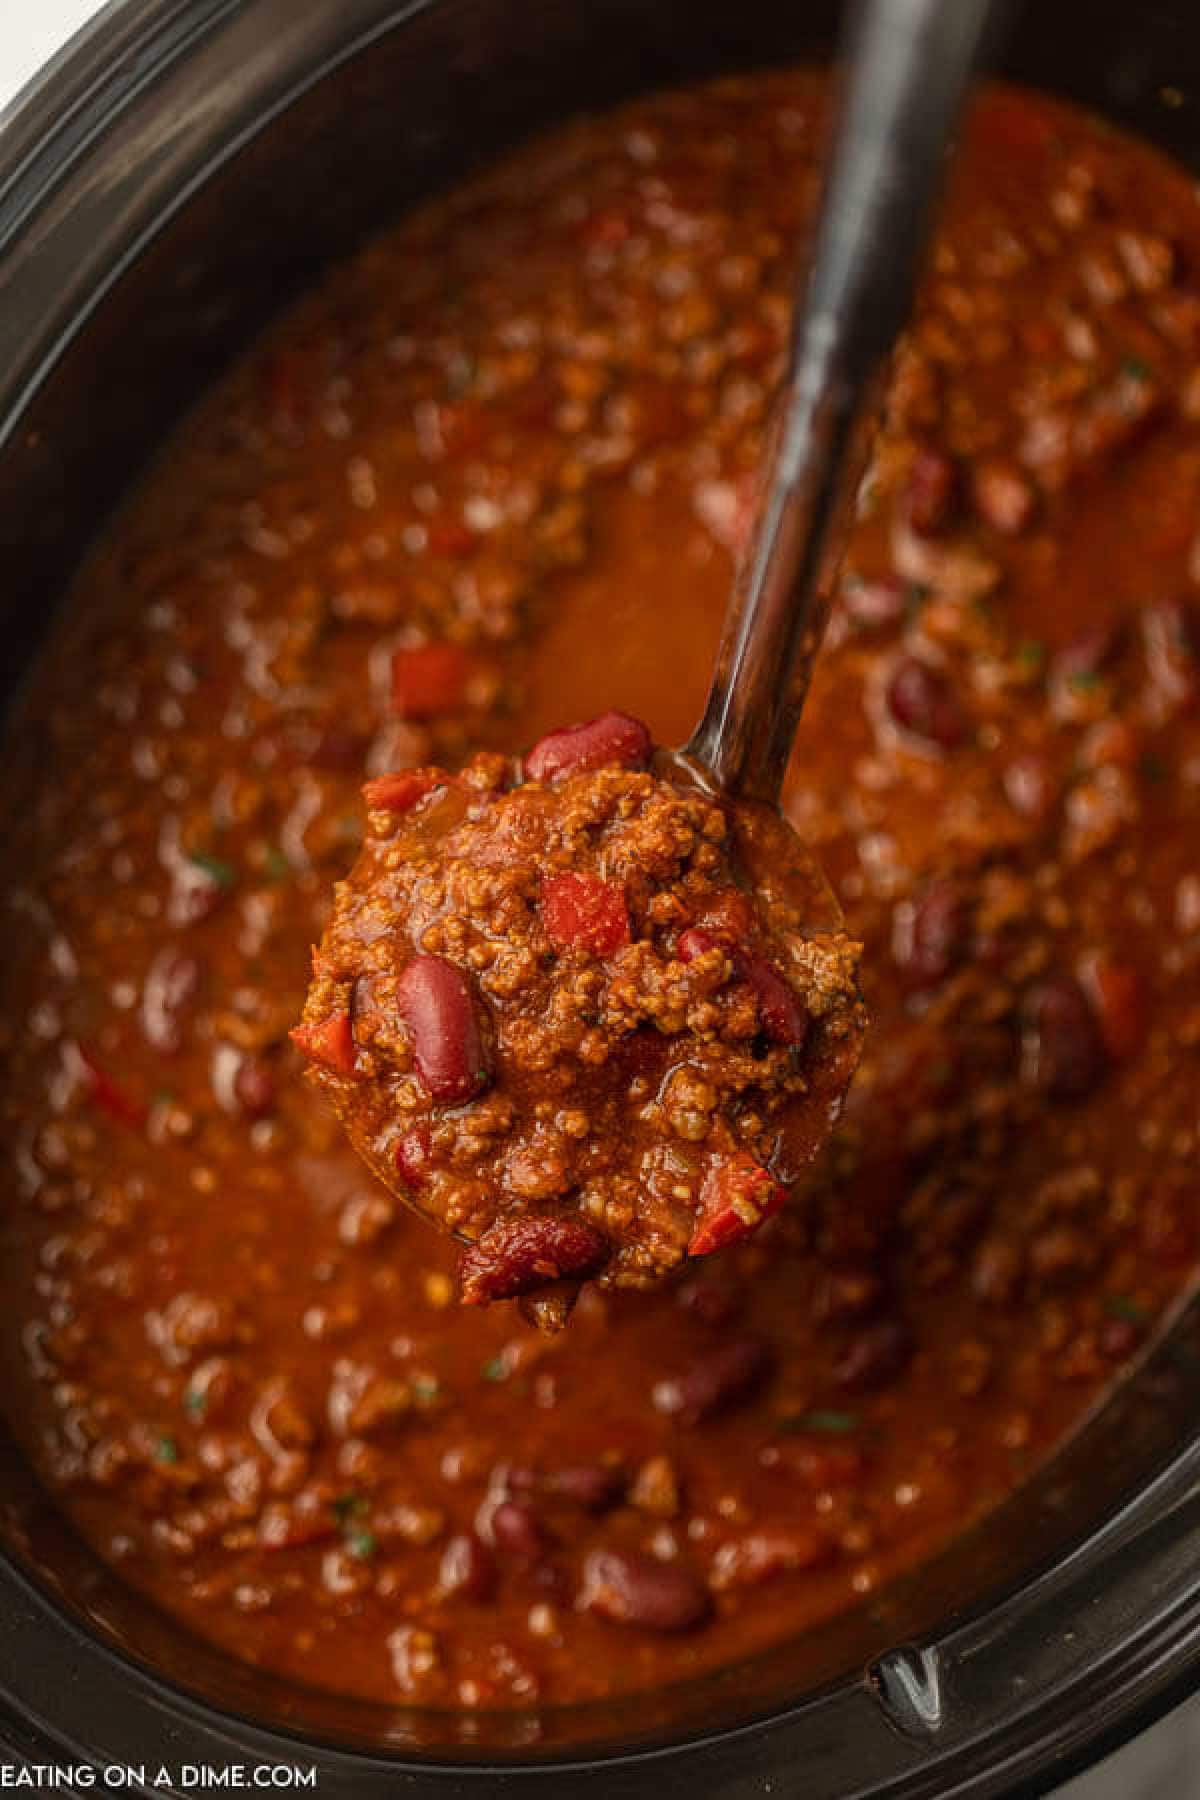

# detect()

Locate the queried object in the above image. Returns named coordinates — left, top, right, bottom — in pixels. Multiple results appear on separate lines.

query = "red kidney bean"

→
left=307, top=725, right=370, bottom=771
left=1021, top=975, right=1107, bottom=1099
left=545, top=1464, right=626, bottom=1512
left=652, top=1335, right=773, bottom=1423
left=741, top=954, right=809, bottom=1047
left=688, top=1157, right=784, bottom=1258
left=677, top=926, right=723, bottom=965
left=390, top=642, right=474, bottom=719
left=524, top=711, right=652, bottom=782
left=675, top=1276, right=743, bottom=1327
left=140, top=949, right=201, bottom=1054
left=290, top=1012, right=357, bottom=1077
left=903, top=448, right=959, bottom=535
left=1079, top=953, right=1144, bottom=1060
left=578, top=1548, right=711, bottom=1632
left=459, top=1214, right=609, bottom=1305
left=488, top=1499, right=547, bottom=1558
left=970, top=457, right=1036, bottom=535
left=885, top=657, right=968, bottom=750
left=891, top=879, right=969, bottom=988
left=395, top=954, right=490, bottom=1103
left=541, top=872, right=630, bottom=957
left=362, top=769, right=444, bottom=814
left=680, top=931, right=806, bottom=1045
left=233, top=1056, right=276, bottom=1119
left=436, top=1532, right=496, bottom=1602
left=832, top=1317, right=913, bottom=1391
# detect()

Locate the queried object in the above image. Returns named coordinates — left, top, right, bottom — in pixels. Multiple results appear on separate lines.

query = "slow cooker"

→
left=2, top=1, right=1200, bottom=1792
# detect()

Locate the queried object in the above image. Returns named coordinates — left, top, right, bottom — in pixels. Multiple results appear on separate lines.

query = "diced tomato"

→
left=74, top=1045, right=147, bottom=1131
left=688, top=1153, right=785, bottom=1257
left=390, top=643, right=473, bottom=720
left=362, top=769, right=444, bottom=814
left=290, top=1013, right=357, bottom=1076
left=542, top=872, right=630, bottom=957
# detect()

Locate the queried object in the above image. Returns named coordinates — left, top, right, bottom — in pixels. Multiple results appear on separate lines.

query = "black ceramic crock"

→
left=2, top=2, right=1200, bottom=1792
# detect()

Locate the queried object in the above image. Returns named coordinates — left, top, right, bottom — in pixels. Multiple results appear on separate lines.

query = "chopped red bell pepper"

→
left=542, top=872, right=630, bottom=957
left=290, top=1012, right=357, bottom=1076
left=688, top=1153, right=785, bottom=1257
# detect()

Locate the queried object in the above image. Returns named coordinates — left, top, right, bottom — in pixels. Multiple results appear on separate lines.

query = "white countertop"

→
left=0, top=3, right=1196, bottom=1793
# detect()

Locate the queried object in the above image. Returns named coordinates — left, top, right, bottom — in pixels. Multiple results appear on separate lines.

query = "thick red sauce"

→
left=2, top=72, right=1200, bottom=1712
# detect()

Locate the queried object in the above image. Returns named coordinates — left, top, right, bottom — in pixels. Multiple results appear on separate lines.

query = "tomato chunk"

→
left=362, top=769, right=444, bottom=814
left=542, top=872, right=630, bottom=957
left=391, top=643, right=473, bottom=719
left=290, top=1012, right=357, bottom=1076
left=688, top=1153, right=785, bottom=1256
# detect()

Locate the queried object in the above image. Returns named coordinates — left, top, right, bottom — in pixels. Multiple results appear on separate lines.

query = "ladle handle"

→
left=687, top=0, right=1004, bottom=802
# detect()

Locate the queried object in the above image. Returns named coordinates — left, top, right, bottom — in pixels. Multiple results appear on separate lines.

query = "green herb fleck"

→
left=1017, top=639, right=1046, bottom=672
left=153, top=1088, right=176, bottom=1107
left=263, top=845, right=291, bottom=881
left=481, top=1356, right=509, bottom=1383
left=779, top=1409, right=860, bottom=1435
left=905, top=582, right=932, bottom=618
left=412, top=1375, right=441, bottom=1404
left=182, top=1388, right=206, bottom=1421
left=188, top=849, right=235, bottom=890
left=1121, top=355, right=1152, bottom=382
left=1105, top=1294, right=1149, bottom=1324
left=345, top=1528, right=378, bottom=1560
left=332, top=1492, right=368, bottom=1523
left=1068, top=668, right=1102, bottom=694
left=155, top=1434, right=179, bottom=1464
left=1140, top=751, right=1169, bottom=785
